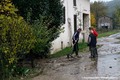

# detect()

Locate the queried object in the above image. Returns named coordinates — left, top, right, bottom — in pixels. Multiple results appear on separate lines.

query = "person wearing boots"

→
left=67, top=28, right=82, bottom=58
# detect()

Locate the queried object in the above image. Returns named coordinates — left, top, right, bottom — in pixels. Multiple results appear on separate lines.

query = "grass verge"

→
left=98, top=29, right=120, bottom=38
left=50, top=42, right=88, bottom=58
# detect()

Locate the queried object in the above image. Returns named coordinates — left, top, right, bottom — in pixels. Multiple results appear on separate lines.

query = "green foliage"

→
left=32, top=17, right=54, bottom=58
left=50, top=43, right=88, bottom=58
left=12, top=0, right=63, bottom=57
left=12, top=0, right=63, bottom=28
left=78, top=43, right=88, bottom=52
left=0, top=0, right=18, bottom=17
left=12, top=0, right=50, bottom=22
left=48, top=0, right=63, bottom=27
left=90, top=1, right=107, bottom=26
left=98, top=29, right=120, bottom=38
left=91, top=1, right=107, bottom=17
left=113, top=6, right=120, bottom=28
left=50, top=47, right=71, bottom=58
left=14, top=66, right=30, bottom=76
left=0, top=0, right=35, bottom=79
left=13, top=0, right=63, bottom=38
left=0, top=16, right=35, bottom=79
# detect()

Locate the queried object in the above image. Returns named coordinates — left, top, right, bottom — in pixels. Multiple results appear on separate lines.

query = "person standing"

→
left=67, top=28, right=82, bottom=58
left=89, top=27, right=98, bottom=37
left=88, top=28, right=97, bottom=58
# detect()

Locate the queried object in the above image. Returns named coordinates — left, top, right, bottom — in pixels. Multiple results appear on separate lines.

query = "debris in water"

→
left=114, top=58, right=117, bottom=60
left=109, top=66, right=112, bottom=68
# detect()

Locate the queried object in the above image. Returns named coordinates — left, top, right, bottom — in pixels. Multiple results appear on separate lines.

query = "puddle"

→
left=97, top=53, right=120, bottom=77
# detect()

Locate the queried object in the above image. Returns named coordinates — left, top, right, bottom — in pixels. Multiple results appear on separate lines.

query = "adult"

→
left=67, top=28, right=82, bottom=58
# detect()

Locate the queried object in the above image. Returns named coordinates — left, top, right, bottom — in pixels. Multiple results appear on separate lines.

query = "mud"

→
left=32, top=33, right=120, bottom=80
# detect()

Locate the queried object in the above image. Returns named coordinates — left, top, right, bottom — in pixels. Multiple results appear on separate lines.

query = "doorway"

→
left=83, top=13, right=89, bottom=42
left=74, top=15, right=77, bottom=33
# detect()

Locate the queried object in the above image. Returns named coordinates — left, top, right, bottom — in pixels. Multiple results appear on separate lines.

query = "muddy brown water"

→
left=32, top=33, right=120, bottom=80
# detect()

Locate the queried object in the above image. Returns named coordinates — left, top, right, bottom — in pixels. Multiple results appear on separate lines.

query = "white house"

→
left=51, top=0, right=90, bottom=53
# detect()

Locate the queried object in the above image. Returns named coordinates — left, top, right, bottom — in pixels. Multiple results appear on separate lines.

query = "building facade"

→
left=98, top=16, right=113, bottom=29
left=51, top=0, right=90, bottom=53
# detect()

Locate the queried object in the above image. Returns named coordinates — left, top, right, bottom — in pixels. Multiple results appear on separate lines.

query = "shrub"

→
left=0, top=16, right=35, bottom=79
left=0, top=0, right=35, bottom=79
left=32, top=17, right=53, bottom=58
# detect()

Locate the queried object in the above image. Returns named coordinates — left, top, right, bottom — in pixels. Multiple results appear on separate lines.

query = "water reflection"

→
left=90, top=57, right=98, bottom=71
left=97, top=54, right=120, bottom=77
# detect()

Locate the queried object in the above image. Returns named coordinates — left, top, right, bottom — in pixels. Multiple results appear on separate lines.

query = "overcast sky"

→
left=90, top=0, right=112, bottom=2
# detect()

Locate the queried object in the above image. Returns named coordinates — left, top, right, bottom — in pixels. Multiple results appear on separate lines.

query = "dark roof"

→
left=98, top=16, right=113, bottom=19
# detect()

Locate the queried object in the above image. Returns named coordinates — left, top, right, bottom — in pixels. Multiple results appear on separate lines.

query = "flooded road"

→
left=32, top=33, right=120, bottom=80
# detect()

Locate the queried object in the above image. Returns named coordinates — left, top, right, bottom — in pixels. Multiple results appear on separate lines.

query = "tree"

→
left=90, top=1, right=107, bottom=27
left=113, top=6, right=120, bottom=28
left=12, top=0, right=49, bottom=22
left=106, top=0, right=120, bottom=17
left=12, top=0, right=63, bottom=29
left=0, top=0, right=35, bottom=79
left=91, top=13, right=96, bottom=27
left=12, top=0, right=63, bottom=57
left=48, top=0, right=63, bottom=40
left=32, top=17, right=53, bottom=58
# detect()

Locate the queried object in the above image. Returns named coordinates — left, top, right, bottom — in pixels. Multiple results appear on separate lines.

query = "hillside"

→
left=105, top=0, right=120, bottom=17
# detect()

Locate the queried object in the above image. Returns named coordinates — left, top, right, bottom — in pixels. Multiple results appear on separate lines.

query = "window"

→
left=73, top=0, right=76, bottom=6
left=63, top=7, right=66, bottom=24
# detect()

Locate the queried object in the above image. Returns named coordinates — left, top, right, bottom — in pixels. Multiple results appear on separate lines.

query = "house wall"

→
left=98, top=16, right=113, bottom=29
left=51, top=0, right=90, bottom=54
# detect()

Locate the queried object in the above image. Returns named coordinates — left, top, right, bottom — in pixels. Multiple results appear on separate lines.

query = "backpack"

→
left=93, top=29, right=98, bottom=37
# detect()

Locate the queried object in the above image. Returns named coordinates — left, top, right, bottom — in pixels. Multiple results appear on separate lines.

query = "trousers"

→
left=89, top=47, right=98, bottom=58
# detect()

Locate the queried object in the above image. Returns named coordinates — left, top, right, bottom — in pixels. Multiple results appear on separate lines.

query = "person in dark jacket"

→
left=67, top=28, right=82, bottom=58
left=88, top=29, right=98, bottom=58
